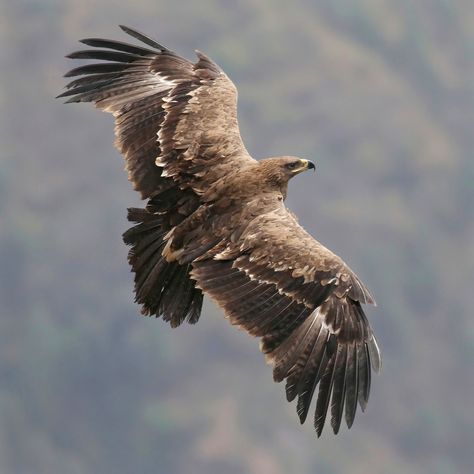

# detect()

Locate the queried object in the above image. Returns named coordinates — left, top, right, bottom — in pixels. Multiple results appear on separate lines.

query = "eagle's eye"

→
left=286, top=161, right=299, bottom=170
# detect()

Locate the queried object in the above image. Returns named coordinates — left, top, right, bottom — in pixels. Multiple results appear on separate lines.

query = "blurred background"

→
left=1, top=1, right=473, bottom=473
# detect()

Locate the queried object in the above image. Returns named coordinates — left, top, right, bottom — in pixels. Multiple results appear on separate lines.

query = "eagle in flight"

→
left=59, top=25, right=381, bottom=437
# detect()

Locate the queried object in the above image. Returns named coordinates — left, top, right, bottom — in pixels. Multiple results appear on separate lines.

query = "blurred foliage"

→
left=1, top=0, right=473, bottom=473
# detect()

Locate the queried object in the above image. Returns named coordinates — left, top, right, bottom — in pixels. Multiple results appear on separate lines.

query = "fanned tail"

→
left=123, top=207, right=203, bottom=327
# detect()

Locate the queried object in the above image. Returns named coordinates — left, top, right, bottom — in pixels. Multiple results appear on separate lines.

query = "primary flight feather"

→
left=59, top=25, right=381, bottom=436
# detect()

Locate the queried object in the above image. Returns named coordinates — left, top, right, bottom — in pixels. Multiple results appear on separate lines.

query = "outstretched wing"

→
left=190, top=204, right=381, bottom=436
left=59, top=26, right=255, bottom=327
left=59, top=25, right=255, bottom=199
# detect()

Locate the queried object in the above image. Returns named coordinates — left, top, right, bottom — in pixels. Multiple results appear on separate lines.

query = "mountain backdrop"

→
left=1, top=1, right=473, bottom=473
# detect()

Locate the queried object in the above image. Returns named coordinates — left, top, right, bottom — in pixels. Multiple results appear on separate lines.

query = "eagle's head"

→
left=257, top=156, right=316, bottom=199
left=278, top=156, right=316, bottom=176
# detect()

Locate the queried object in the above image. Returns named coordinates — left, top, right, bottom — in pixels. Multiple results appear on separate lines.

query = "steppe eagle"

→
left=59, top=25, right=381, bottom=436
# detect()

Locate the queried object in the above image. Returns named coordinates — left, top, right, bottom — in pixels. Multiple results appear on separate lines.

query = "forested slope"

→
left=1, top=1, right=472, bottom=473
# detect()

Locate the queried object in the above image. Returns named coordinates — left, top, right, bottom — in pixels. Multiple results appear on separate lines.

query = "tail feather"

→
left=123, top=207, right=203, bottom=326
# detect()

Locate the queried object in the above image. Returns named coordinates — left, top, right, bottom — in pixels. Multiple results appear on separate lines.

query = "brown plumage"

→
left=59, top=25, right=381, bottom=437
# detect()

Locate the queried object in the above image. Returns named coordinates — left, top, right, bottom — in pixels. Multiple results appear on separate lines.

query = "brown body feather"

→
left=60, top=25, right=381, bottom=437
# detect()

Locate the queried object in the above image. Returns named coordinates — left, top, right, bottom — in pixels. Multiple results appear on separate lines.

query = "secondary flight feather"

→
left=59, top=25, right=381, bottom=436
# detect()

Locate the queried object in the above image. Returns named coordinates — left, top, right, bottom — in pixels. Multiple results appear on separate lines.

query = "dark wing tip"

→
left=62, top=62, right=131, bottom=78
left=79, top=37, right=158, bottom=56
left=118, top=25, right=168, bottom=51
left=329, top=344, right=348, bottom=434
left=66, top=49, right=142, bottom=62
left=58, top=96, right=79, bottom=104
left=276, top=297, right=380, bottom=437
left=314, top=356, right=336, bottom=437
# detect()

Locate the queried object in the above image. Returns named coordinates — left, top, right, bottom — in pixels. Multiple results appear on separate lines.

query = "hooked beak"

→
left=301, top=159, right=316, bottom=172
